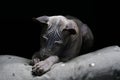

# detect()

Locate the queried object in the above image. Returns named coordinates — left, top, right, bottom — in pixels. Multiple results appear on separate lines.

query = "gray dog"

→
left=31, top=15, right=94, bottom=76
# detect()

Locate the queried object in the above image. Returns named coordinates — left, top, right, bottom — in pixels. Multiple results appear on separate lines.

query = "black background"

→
left=0, top=0, right=119, bottom=59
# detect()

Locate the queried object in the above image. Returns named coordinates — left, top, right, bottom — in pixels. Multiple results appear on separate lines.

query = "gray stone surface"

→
left=0, top=46, right=120, bottom=80
left=0, top=55, right=33, bottom=80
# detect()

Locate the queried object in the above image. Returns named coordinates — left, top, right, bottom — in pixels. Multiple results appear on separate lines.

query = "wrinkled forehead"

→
left=48, top=16, right=68, bottom=26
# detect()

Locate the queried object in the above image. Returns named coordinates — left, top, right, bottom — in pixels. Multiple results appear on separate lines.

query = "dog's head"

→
left=33, top=15, right=78, bottom=59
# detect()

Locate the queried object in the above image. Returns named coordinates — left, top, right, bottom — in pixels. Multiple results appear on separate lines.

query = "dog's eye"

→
left=40, top=35, right=48, bottom=43
left=42, top=35, right=48, bottom=40
left=54, top=41, right=63, bottom=45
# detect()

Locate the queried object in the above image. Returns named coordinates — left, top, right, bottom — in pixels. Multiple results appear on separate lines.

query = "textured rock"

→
left=0, top=46, right=120, bottom=80
left=0, top=55, right=33, bottom=80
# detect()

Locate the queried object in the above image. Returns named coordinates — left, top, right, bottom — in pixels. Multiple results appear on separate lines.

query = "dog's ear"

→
left=63, top=22, right=77, bottom=35
left=33, top=16, right=49, bottom=24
